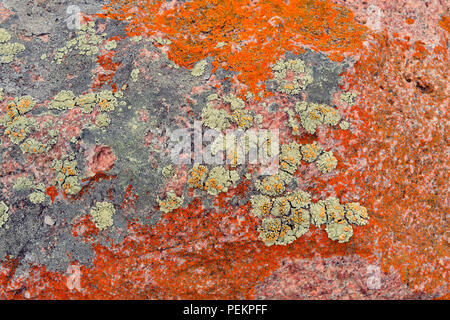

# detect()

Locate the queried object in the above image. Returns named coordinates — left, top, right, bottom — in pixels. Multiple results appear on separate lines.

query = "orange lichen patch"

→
left=0, top=182, right=375, bottom=299
left=45, top=186, right=58, bottom=204
left=100, top=0, right=367, bottom=96
left=122, top=184, right=139, bottom=212
left=439, top=15, right=450, bottom=33
left=340, top=32, right=448, bottom=294
left=92, top=51, right=122, bottom=90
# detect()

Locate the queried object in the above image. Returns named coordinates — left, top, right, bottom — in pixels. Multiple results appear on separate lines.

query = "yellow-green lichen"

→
left=20, top=137, right=52, bottom=154
left=203, top=166, right=240, bottom=196
left=0, top=28, right=11, bottom=43
left=157, top=191, right=184, bottom=213
left=187, top=164, right=209, bottom=189
left=54, top=21, right=103, bottom=64
left=191, top=60, right=208, bottom=77
left=76, top=93, right=97, bottom=113
left=0, top=201, right=8, bottom=228
left=52, top=158, right=82, bottom=195
left=104, top=40, right=117, bottom=50
left=339, top=120, right=351, bottom=130
left=13, top=176, right=34, bottom=191
left=316, top=151, right=337, bottom=173
left=231, top=108, right=253, bottom=130
left=90, top=201, right=115, bottom=230
left=300, top=142, right=323, bottom=163
left=345, top=202, right=369, bottom=226
left=201, top=105, right=231, bottom=131
left=310, top=200, right=327, bottom=227
left=29, top=191, right=46, bottom=204
left=223, top=94, right=245, bottom=111
left=161, top=164, right=175, bottom=178
left=340, top=91, right=356, bottom=105
left=285, top=109, right=301, bottom=135
left=286, top=190, right=311, bottom=208
left=325, top=197, right=346, bottom=223
left=325, top=221, right=353, bottom=243
left=258, top=217, right=282, bottom=246
left=249, top=194, right=273, bottom=218
left=288, top=207, right=311, bottom=238
left=270, top=196, right=291, bottom=216
left=97, top=90, right=118, bottom=112
left=131, top=68, right=140, bottom=83
left=0, top=88, right=4, bottom=102
left=49, top=90, right=76, bottom=110
left=3, top=116, right=37, bottom=145
left=0, top=28, right=25, bottom=64
left=272, top=58, right=313, bottom=95
left=279, top=142, right=302, bottom=174
left=95, top=113, right=111, bottom=128
left=293, top=102, right=342, bottom=134
left=255, top=174, right=286, bottom=196
left=6, top=96, right=37, bottom=117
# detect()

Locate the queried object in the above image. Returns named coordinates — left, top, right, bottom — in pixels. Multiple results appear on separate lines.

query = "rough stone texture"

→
left=0, top=0, right=447, bottom=300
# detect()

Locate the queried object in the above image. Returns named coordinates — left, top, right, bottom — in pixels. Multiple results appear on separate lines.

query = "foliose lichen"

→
left=255, top=174, right=286, bottom=197
left=345, top=202, right=369, bottom=226
left=316, top=151, right=338, bottom=173
left=187, top=164, right=209, bottom=189
left=53, top=21, right=104, bottom=64
left=203, top=166, right=240, bottom=196
left=0, top=201, right=9, bottom=228
left=157, top=191, right=184, bottom=213
left=51, top=157, right=82, bottom=195
left=95, top=113, right=111, bottom=128
left=49, top=90, right=76, bottom=110
left=161, top=164, right=175, bottom=178
left=191, top=60, right=208, bottom=77
left=201, top=104, right=231, bottom=131
left=0, top=28, right=25, bottom=64
left=300, top=142, right=323, bottom=163
left=90, top=201, right=116, bottom=230
left=272, top=58, right=313, bottom=95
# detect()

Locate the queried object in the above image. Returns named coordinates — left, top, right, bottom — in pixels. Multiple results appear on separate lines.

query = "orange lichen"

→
left=45, top=186, right=58, bottom=204
left=340, top=32, right=448, bottom=294
left=439, top=15, right=450, bottom=33
left=99, top=0, right=367, bottom=96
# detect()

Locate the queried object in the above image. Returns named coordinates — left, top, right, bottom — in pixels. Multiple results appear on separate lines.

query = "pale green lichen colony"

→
left=187, top=165, right=240, bottom=196
left=53, top=21, right=105, bottom=64
left=157, top=191, right=184, bottom=213
left=12, top=177, right=48, bottom=204
left=190, top=59, right=208, bottom=77
left=0, top=28, right=25, bottom=64
left=251, top=191, right=368, bottom=245
left=90, top=201, right=116, bottom=230
left=272, top=58, right=314, bottom=94
left=159, top=55, right=368, bottom=246
left=294, top=101, right=342, bottom=134
left=95, top=113, right=111, bottom=128
left=0, top=201, right=9, bottom=228
left=51, top=156, right=82, bottom=195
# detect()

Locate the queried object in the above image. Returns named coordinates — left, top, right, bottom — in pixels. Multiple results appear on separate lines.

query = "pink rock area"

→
left=332, top=0, right=449, bottom=47
left=254, top=255, right=432, bottom=299
left=85, top=145, right=116, bottom=175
